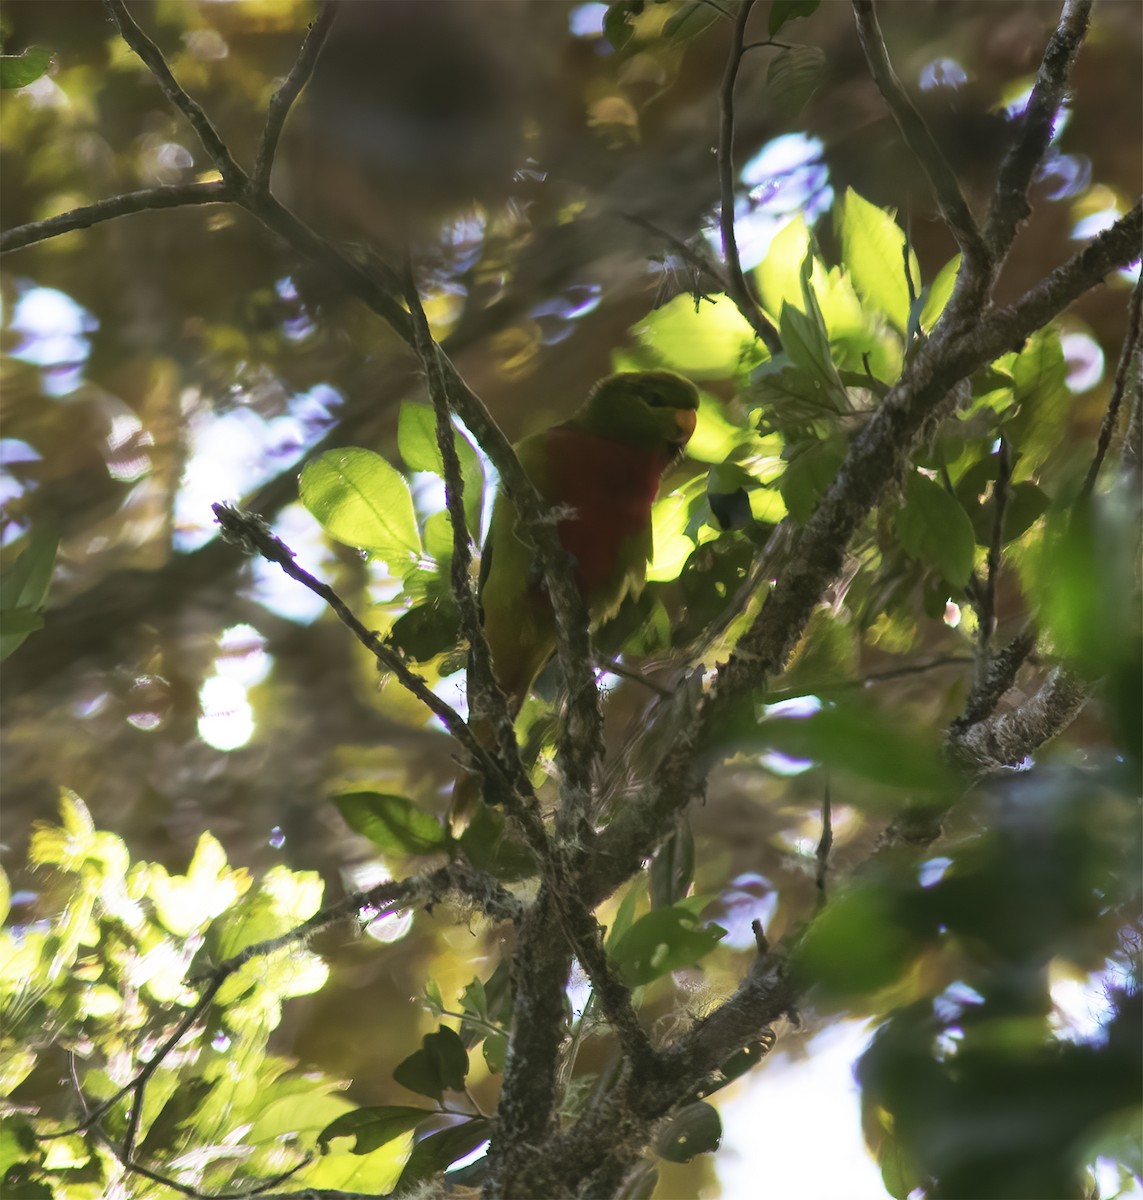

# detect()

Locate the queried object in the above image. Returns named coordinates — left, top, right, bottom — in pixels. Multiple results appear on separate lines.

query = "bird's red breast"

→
left=541, top=426, right=669, bottom=597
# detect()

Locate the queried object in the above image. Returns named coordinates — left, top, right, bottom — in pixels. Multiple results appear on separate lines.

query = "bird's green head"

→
left=574, top=370, right=700, bottom=457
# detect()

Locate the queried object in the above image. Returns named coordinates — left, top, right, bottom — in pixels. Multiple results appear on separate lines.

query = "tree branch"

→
left=103, top=0, right=247, bottom=186
left=852, top=0, right=989, bottom=272
left=947, top=665, right=1090, bottom=776
left=253, top=0, right=339, bottom=190
left=1080, top=273, right=1143, bottom=500
left=717, top=0, right=782, bottom=356
left=584, top=204, right=1143, bottom=910
left=0, top=181, right=232, bottom=253
left=209, top=504, right=509, bottom=797
left=985, top=0, right=1093, bottom=259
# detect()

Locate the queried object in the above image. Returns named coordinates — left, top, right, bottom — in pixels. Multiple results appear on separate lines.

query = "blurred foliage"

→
left=1, top=0, right=1141, bottom=1197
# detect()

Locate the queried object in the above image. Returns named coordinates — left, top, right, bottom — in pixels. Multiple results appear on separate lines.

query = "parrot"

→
left=453, top=369, right=700, bottom=817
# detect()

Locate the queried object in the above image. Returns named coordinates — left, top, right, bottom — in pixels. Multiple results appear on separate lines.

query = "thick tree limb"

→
left=947, top=666, right=1090, bottom=776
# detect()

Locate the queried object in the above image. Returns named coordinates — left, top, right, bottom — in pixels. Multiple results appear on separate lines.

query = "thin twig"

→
left=118, top=1151, right=310, bottom=1200
left=620, top=210, right=730, bottom=293
left=717, top=0, right=782, bottom=356
left=1080, top=274, right=1143, bottom=500
left=815, top=779, right=832, bottom=911
left=210, top=504, right=503, bottom=787
left=978, top=436, right=1011, bottom=661
left=0, top=182, right=231, bottom=253
left=253, top=0, right=339, bottom=189
left=103, top=0, right=246, bottom=186
left=402, top=269, right=521, bottom=797
left=852, top=0, right=988, bottom=273
left=985, top=0, right=1093, bottom=259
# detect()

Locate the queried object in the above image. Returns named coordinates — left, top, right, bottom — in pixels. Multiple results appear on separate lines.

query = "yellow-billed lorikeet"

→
left=454, top=369, right=699, bottom=814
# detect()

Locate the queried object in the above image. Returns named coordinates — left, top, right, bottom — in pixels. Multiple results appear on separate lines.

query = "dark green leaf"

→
left=769, top=0, right=821, bottom=37
left=650, top=820, right=695, bottom=909
left=389, top=597, right=461, bottom=662
left=482, top=1034, right=507, bottom=1074
left=968, top=480, right=1050, bottom=545
left=603, top=1, right=642, bottom=51
left=895, top=472, right=976, bottom=587
left=0, top=46, right=52, bottom=89
left=138, top=1078, right=216, bottom=1156
left=761, top=706, right=950, bottom=792
left=395, top=1118, right=492, bottom=1192
left=393, top=1027, right=469, bottom=1101
left=779, top=308, right=847, bottom=409
left=0, top=529, right=58, bottom=661
left=655, top=1101, right=722, bottom=1161
left=334, top=792, right=450, bottom=857
left=318, top=1105, right=432, bottom=1155
left=790, top=880, right=926, bottom=999
left=663, top=2, right=719, bottom=43
left=767, top=44, right=825, bottom=117
left=609, top=904, right=725, bottom=986
left=778, top=436, right=847, bottom=523
left=460, top=977, right=487, bottom=1022
left=458, top=805, right=538, bottom=881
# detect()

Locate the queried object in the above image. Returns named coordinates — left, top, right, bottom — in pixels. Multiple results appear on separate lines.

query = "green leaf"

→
left=663, top=1, right=719, bottom=42
left=919, top=254, right=961, bottom=333
left=635, top=293, right=766, bottom=377
left=777, top=606, right=859, bottom=696
left=760, top=706, right=951, bottom=792
left=458, top=806, right=537, bottom=881
left=0, top=529, right=59, bottom=661
left=318, top=1105, right=433, bottom=1155
left=791, top=879, right=927, bottom=999
left=968, top=480, right=1050, bottom=546
left=393, top=1027, right=469, bottom=1101
left=0, top=46, right=52, bottom=89
left=778, top=436, right=847, bottom=523
left=334, top=792, right=450, bottom=857
left=398, top=403, right=485, bottom=537
left=895, top=472, right=976, bottom=587
left=389, top=597, right=461, bottom=662
left=606, top=878, right=644, bottom=950
left=655, top=1100, right=722, bottom=1162
left=650, top=820, right=695, bottom=909
left=836, top=189, right=920, bottom=335
left=482, top=1034, right=507, bottom=1074
left=394, top=1117, right=491, bottom=1191
left=299, top=448, right=421, bottom=569
left=609, top=904, right=725, bottom=986
left=769, top=0, right=821, bottom=37
left=777, top=258, right=849, bottom=409
left=603, top=1, right=641, bottom=51
left=460, top=977, right=487, bottom=1023
left=766, top=44, right=825, bottom=118
left=1003, top=330, right=1068, bottom=474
